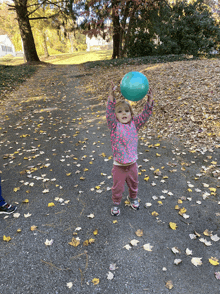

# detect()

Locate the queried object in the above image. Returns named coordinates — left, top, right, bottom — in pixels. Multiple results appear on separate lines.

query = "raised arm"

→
left=133, top=88, right=154, bottom=131
left=106, top=83, right=117, bottom=130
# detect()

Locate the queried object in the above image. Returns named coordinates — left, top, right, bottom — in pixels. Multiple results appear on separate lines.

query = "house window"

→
left=2, top=45, right=6, bottom=51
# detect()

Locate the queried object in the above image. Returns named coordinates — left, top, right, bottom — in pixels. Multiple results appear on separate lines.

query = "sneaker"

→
left=127, top=196, right=140, bottom=210
left=0, top=203, right=17, bottom=214
left=111, top=206, right=120, bottom=216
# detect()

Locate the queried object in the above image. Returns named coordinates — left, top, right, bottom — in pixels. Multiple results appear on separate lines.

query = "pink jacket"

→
left=106, top=98, right=154, bottom=164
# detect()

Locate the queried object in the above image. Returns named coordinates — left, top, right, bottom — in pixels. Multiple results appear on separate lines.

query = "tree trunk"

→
left=13, top=0, right=40, bottom=62
left=121, top=6, right=136, bottom=57
left=111, top=1, right=120, bottom=59
left=43, top=31, right=49, bottom=57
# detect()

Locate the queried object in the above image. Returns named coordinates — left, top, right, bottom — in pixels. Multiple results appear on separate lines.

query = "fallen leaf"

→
left=42, top=189, right=49, bottom=193
left=22, top=199, right=29, bottom=203
left=143, top=243, right=153, bottom=251
left=203, top=229, right=212, bottom=236
left=30, top=225, right=37, bottom=231
left=186, top=248, right=193, bottom=256
left=13, top=212, right=20, bottom=218
left=69, top=237, right=80, bottom=247
left=45, top=239, right=53, bottom=246
left=171, top=247, right=181, bottom=254
left=215, top=272, right=220, bottom=280
left=174, top=259, right=182, bottom=265
left=3, top=235, right=11, bottom=242
left=191, top=257, right=202, bottom=267
left=48, top=202, right=55, bottom=207
left=135, top=229, right=143, bottom=237
left=209, top=257, right=219, bottom=266
left=124, top=244, right=132, bottom=250
left=152, top=211, right=159, bottom=216
left=165, top=280, right=173, bottom=290
left=109, top=263, right=117, bottom=271
left=93, top=229, right=98, bottom=235
left=211, top=234, right=220, bottom=242
left=87, top=213, right=95, bottom=218
left=107, top=271, right=114, bottom=280
left=130, top=239, right=139, bottom=246
left=24, top=213, right=31, bottom=218
left=92, top=278, right=99, bottom=285
left=66, top=282, right=73, bottom=289
left=169, top=222, right=177, bottom=230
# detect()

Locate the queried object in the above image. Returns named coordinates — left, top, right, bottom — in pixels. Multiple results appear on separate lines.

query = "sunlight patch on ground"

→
left=51, top=51, right=112, bottom=65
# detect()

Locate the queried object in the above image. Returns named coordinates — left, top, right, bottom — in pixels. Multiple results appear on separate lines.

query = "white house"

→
left=86, top=35, right=113, bottom=51
left=0, top=35, right=16, bottom=57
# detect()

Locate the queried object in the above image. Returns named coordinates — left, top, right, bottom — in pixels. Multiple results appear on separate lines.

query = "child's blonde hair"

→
left=115, top=100, right=134, bottom=117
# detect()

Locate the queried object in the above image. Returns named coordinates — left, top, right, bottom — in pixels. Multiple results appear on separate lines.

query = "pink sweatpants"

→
left=111, top=162, right=139, bottom=205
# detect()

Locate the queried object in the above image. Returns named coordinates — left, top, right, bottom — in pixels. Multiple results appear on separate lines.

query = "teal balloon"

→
left=120, top=71, right=149, bottom=101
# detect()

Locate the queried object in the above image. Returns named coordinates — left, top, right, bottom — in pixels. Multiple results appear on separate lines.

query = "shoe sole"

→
left=0, top=207, right=17, bottom=214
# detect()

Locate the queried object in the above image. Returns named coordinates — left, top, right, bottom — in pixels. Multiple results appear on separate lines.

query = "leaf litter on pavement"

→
left=0, top=57, right=220, bottom=291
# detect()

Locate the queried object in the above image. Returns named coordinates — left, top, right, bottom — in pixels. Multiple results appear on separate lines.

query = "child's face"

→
left=115, top=104, right=131, bottom=124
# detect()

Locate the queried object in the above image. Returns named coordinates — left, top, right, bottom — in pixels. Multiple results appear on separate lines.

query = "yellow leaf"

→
left=22, top=199, right=29, bottom=203
left=84, top=168, right=88, bottom=171
left=89, top=238, right=95, bottom=244
left=158, top=201, right=163, bottom=205
left=144, top=176, right=149, bottom=181
left=175, top=205, right=180, bottom=210
left=68, top=237, right=80, bottom=247
left=178, top=199, right=183, bottom=204
left=95, top=186, right=100, bottom=189
left=13, top=187, right=20, bottom=192
left=179, top=208, right=187, bottom=215
left=17, top=229, right=22, bottom=233
left=3, top=235, right=11, bottom=242
left=48, top=202, right=55, bottom=207
left=209, top=257, right=219, bottom=266
left=163, top=175, right=168, bottom=179
left=209, top=187, right=216, bottom=192
left=188, top=188, right=192, bottom=192
left=113, top=220, right=118, bottom=224
left=124, top=199, right=130, bottom=206
left=203, top=229, right=212, bottom=236
left=156, top=153, right=161, bottom=157
left=154, top=143, right=160, bottom=147
left=169, top=222, right=177, bottom=230
left=66, top=173, right=72, bottom=176
left=80, top=177, right=85, bottom=180
left=83, top=240, right=89, bottom=246
left=93, top=229, right=98, bottom=235
left=92, top=278, right=99, bottom=285
left=30, top=225, right=37, bottom=231
left=152, top=211, right=159, bottom=216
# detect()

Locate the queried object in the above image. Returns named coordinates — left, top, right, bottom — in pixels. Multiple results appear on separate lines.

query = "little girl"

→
left=106, top=83, right=154, bottom=216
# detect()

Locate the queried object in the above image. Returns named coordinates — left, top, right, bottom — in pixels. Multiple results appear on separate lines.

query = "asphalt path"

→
left=0, top=64, right=220, bottom=294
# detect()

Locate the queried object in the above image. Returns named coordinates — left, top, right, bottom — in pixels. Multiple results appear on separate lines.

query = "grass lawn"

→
left=0, top=51, right=112, bottom=100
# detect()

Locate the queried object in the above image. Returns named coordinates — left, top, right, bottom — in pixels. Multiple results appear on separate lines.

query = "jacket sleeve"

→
left=106, top=98, right=117, bottom=130
left=133, top=101, right=154, bottom=131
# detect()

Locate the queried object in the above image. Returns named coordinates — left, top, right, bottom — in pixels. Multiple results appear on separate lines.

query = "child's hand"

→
left=147, top=88, right=153, bottom=106
left=108, top=82, right=116, bottom=101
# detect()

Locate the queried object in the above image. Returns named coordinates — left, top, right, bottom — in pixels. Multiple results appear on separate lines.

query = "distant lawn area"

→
left=0, top=50, right=112, bottom=100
